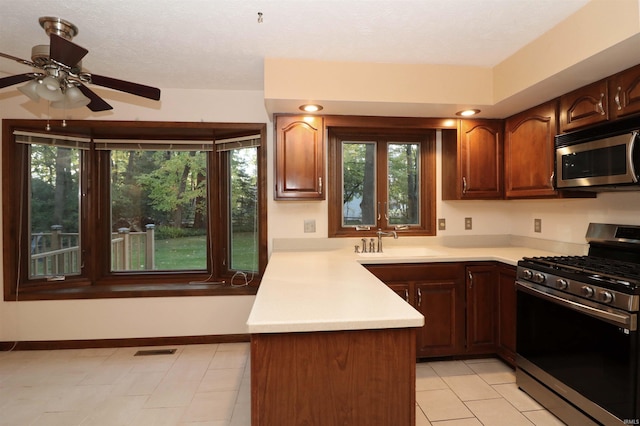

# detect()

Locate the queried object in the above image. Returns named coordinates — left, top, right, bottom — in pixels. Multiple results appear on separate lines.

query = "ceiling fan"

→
left=0, top=16, right=160, bottom=111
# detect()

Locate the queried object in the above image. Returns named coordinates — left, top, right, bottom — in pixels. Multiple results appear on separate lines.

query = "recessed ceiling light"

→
left=299, top=104, right=323, bottom=113
left=456, top=109, right=480, bottom=117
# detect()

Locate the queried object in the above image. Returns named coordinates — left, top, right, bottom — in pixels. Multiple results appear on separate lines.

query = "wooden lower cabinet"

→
left=415, top=279, right=465, bottom=357
left=466, top=263, right=498, bottom=354
left=251, top=328, right=416, bottom=426
left=496, top=264, right=517, bottom=366
left=366, top=262, right=510, bottom=361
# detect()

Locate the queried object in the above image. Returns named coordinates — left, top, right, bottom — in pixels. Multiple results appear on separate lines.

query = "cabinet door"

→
left=610, top=63, right=640, bottom=120
left=504, top=100, right=558, bottom=198
left=559, top=79, right=609, bottom=132
left=275, top=115, right=324, bottom=200
left=415, top=279, right=465, bottom=358
left=386, top=281, right=411, bottom=304
left=466, top=264, right=497, bottom=354
left=365, top=262, right=466, bottom=359
left=496, top=264, right=517, bottom=366
left=442, top=120, right=503, bottom=200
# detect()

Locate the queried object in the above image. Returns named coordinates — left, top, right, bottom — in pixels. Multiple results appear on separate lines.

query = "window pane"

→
left=229, top=147, right=258, bottom=272
left=387, top=143, right=420, bottom=225
left=29, top=145, right=81, bottom=278
left=342, top=142, right=377, bottom=227
left=110, top=150, right=208, bottom=271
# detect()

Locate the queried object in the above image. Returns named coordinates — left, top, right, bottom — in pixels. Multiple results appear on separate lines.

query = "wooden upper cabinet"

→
left=504, top=100, right=558, bottom=198
left=610, top=63, right=640, bottom=120
left=559, top=79, right=608, bottom=132
left=442, top=120, right=503, bottom=200
left=274, top=115, right=324, bottom=200
left=559, top=64, right=640, bottom=132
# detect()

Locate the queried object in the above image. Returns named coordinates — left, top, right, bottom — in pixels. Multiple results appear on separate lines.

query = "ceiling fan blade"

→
left=50, top=33, right=88, bottom=67
left=0, top=52, right=37, bottom=67
left=0, top=73, right=33, bottom=89
left=89, top=74, right=161, bottom=101
left=77, top=84, right=113, bottom=111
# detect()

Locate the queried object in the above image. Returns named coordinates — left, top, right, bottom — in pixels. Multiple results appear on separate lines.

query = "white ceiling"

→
left=0, top=0, right=592, bottom=95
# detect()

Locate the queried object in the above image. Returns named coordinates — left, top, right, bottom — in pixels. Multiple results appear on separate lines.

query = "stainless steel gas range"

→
left=516, top=223, right=640, bottom=426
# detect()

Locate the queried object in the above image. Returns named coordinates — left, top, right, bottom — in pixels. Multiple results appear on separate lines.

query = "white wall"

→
left=2, top=88, right=640, bottom=342
left=0, top=89, right=268, bottom=342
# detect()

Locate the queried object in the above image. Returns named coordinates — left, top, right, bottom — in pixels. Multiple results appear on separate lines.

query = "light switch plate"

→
left=438, top=218, right=446, bottom=231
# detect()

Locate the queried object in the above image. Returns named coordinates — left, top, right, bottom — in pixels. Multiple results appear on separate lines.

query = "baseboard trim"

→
left=0, top=334, right=250, bottom=351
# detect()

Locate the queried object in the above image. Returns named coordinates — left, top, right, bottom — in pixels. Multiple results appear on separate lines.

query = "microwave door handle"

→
left=629, top=131, right=638, bottom=182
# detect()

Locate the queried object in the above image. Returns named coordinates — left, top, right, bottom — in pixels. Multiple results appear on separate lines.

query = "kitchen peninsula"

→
left=247, top=238, right=578, bottom=426
left=247, top=247, right=424, bottom=426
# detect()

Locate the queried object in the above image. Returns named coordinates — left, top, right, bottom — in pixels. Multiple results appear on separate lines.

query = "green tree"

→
left=230, top=147, right=257, bottom=232
left=387, top=143, right=418, bottom=224
left=135, top=151, right=207, bottom=228
left=342, top=142, right=375, bottom=225
left=30, top=145, right=79, bottom=233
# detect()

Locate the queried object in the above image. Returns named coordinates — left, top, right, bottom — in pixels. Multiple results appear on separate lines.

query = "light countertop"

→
left=246, top=243, right=567, bottom=334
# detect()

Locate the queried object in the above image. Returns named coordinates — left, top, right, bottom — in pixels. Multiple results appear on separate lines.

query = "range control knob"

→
left=582, top=286, right=595, bottom=298
left=556, top=279, right=569, bottom=290
left=601, top=291, right=614, bottom=303
left=522, top=270, right=533, bottom=280
left=533, top=273, right=546, bottom=284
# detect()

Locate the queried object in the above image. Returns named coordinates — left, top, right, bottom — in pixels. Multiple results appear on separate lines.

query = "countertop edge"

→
left=247, top=244, right=566, bottom=334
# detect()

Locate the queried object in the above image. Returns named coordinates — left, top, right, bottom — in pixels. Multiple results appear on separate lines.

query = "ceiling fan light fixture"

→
left=18, top=80, right=41, bottom=101
left=51, top=85, right=90, bottom=109
left=36, top=75, right=64, bottom=101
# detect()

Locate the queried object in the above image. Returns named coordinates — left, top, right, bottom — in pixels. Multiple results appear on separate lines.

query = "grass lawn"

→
left=153, top=233, right=257, bottom=271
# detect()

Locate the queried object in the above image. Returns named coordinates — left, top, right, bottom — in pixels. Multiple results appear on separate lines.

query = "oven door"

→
left=516, top=280, right=639, bottom=425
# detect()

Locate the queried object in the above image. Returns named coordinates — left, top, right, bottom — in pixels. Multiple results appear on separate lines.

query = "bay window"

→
left=2, top=120, right=266, bottom=300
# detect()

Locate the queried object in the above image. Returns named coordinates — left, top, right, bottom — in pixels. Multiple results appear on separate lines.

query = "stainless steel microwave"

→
left=555, top=127, right=640, bottom=190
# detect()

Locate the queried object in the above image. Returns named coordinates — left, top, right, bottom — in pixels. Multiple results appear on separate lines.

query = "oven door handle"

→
left=517, top=281, right=637, bottom=330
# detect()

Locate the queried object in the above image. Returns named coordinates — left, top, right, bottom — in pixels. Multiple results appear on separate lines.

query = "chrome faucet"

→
left=376, top=229, right=398, bottom=252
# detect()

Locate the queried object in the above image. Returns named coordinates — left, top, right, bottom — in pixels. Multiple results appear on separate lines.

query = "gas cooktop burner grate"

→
left=523, top=255, right=640, bottom=289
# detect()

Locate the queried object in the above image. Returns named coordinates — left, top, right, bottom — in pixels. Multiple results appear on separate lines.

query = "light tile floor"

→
left=0, top=343, right=565, bottom=426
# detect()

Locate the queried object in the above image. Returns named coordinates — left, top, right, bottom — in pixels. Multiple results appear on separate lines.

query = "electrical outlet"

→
left=465, top=217, right=472, bottom=230
left=303, top=219, right=316, bottom=233
left=438, top=218, right=446, bottom=231
left=534, top=218, right=542, bottom=233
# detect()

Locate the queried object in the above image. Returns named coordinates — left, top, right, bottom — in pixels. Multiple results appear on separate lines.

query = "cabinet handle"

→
left=417, top=288, right=422, bottom=306
left=550, top=171, right=555, bottom=189
left=384, top=202, right=389, bottom=221
left=468, top=271, right=473, bottom=289
left=404, top=289, right=409, bottom=303
left=377, top=202, right=381, bottom=220
left=318, top=177, right=322, bottom=193
left=462, top=176, right=467, bottom=194
left=615, top=86, right=623, bottom=111
left=597, top=93, right=606, bottom=115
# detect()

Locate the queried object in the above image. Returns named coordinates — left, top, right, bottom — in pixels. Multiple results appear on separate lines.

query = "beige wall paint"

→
left=0, top=89, right=266, bottom=342
left=264, top=0, right=640, bottom=118
left=2, top=0, right=640, bottom=342
left=493, top=0, right=640, bottom=101
left=3, top=86, right=640, bottom=342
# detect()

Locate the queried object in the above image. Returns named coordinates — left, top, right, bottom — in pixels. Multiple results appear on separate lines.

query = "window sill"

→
left=7, top=282, right=259, bottom=301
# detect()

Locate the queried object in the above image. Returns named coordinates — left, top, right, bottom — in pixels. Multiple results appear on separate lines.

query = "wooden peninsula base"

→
left=251, top=327, right=416, bottom=426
